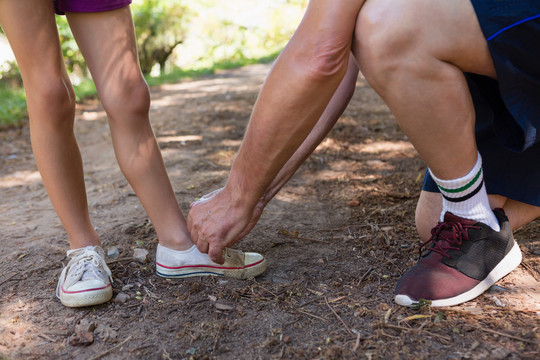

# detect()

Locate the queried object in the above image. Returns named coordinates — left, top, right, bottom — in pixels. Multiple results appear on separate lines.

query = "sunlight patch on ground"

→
left=159, top=77, right=251, bottom=95
left=79, top=110, right=107, bottom=121
left=157, top=135, right=203, bottom=144
left=0, top=170, right=42, bottom=188
left=220, top=139, right=241, bottom=147
left=358, top=140, right=414, bottom=154
left=0, top=300, right=39, bottom=355
left=315, top=137, right=344, bottom=152
left=274, top=188, right=311, bottom=204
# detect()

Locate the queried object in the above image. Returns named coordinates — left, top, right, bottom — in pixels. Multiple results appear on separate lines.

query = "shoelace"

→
left=56, top=247, right=112, bottom=298
left=419, top=221, right=479, bottom=258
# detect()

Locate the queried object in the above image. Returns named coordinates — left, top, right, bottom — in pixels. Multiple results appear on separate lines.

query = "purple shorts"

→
left=54, top=0, right=132, bottom=15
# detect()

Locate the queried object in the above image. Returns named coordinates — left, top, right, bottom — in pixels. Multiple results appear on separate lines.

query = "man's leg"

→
left=0, top=0, right=100, bottom=249
left=416, top=191, right=540, bottom=242
left=353, top=0, right=522, bottom=306
left=355, top=0, right=494, bottom=178
left=354, top=0, right=499, bottom=228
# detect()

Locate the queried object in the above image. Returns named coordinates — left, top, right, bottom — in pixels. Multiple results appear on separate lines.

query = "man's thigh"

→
left=358, top=0, right=496, bottom=77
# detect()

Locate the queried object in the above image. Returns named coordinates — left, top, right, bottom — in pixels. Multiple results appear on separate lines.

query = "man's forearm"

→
left=261, top=55, right=360, bottom=204
left=223, top=1, right=365, bottom=209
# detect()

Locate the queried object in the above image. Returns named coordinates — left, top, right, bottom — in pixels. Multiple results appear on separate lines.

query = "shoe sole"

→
left=395, top=242, right=522, bottom=307
left=156, top=258, right=267, bottom=279
left=60, top=285, right=113, bottom=308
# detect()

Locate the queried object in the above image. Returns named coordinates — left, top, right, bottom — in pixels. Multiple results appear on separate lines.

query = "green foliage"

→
left=56, top=16, right=88, bottom=76
left=132, top=0, right=190, bottom=74
left=0, top=0, right=308, bottom=127
left=0, top=82, right=27, bottom=128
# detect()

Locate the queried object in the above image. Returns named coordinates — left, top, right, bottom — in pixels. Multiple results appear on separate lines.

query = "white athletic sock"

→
left=156, top=244, right=216, bottom=266
left=429, top=153, right=500, bottom=231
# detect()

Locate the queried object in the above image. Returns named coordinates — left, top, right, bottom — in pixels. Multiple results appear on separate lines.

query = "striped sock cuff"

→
left=429, top=154, right=484, bottom=203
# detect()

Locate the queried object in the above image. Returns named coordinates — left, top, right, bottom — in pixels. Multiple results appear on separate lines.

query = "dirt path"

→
left=0, top=63, right=538, bottom=359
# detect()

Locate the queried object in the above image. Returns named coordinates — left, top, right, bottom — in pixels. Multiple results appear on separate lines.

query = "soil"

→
left=0, top=63, right=538, bottom=360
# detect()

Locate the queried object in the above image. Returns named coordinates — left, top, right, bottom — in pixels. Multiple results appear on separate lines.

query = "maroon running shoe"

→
left=395, top=209, right=522, bottom=307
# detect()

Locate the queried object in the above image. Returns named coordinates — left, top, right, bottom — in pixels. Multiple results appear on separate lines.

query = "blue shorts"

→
left=470, top=0, right=540, bottom=152
left=423, top=2, right=540, bottom=207
left=422, top=75, right=540, bottom=206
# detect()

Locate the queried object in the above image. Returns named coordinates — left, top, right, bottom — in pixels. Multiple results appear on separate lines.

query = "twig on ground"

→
left=0, top=273, right=17, bottom=287
left=38, top=333, right=55, bottom=342
left=325, top=296, right=352, bottom=335
left=319, top=224, right=393, bottom=232
left=252, top=282, right=279, bottom=298
left=298, top=296, right=324, bottom=308
left=213, top=323, right=222, bottom=352
left=296, top=309, right=326, bottom=321
left=1, top=264, right=52, bottom=286
left=90, top=335, right=133, bottom=360
left=328, top=296, right=347, bottom=303
left=352, top=333, right=361, bottom=351
left=469, top=325, right=538, bottom=344
left=520, top=261, right=540, bottom=282
left=286, top=235, right=330, bottom=244
left=383, top=323, right=451, bottom=342
left=357, top=267, right=373, bottom=286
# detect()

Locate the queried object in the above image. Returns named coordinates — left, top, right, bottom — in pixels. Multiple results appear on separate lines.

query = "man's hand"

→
left=187, top=187, right=263, bottom=264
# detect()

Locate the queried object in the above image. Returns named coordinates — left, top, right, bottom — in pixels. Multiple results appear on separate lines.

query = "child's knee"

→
left=27, top=76, right=76, bottom=124
left=100, top=77, right=150, bottom=121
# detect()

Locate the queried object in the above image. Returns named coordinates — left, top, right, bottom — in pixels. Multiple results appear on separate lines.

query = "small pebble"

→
left=114, top=293, right=130, bottom=304
left=133, top=248, right=149, bottom=264
left=107, top=246, right=120, bottom=259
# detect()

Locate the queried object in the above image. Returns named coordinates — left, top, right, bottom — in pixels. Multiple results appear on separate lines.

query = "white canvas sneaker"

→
left=156, top=244, right=267, bottom=279
left=56, top=246, right=113, bottom=307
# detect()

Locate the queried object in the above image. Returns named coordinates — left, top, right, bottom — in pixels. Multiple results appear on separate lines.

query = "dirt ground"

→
left=0, top=63, right=538, bottom=360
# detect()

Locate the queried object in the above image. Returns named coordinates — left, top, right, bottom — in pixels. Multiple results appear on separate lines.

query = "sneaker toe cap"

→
left=64, top=279, right=109, bottom=293
left=395, top=259, right=479, bottom=303
left=243, top=252, right=265, bottom=266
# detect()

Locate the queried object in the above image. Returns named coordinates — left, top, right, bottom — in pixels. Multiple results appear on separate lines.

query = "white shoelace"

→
left=56, top=246, right=112, bottom=298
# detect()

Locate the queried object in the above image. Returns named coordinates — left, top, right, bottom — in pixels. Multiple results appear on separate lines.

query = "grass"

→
left=144, top=50, right=280, bottom=87
left=0, top=51, right=280, bottom=129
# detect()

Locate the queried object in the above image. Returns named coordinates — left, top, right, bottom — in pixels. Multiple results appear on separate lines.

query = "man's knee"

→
left=354, top=0, right=429, bottom=88
left=355, top=0, right=493, bottom=81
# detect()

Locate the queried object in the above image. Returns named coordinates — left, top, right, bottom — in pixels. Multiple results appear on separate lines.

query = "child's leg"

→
left=0, top=0, right=99, bottom=249
left=65, top=7, right=191, bottom=250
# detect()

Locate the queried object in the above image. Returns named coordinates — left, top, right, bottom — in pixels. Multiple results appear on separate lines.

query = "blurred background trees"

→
left=132, top=0, right=190, bottom=75
left=0, top=0, right=307, bottom=127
